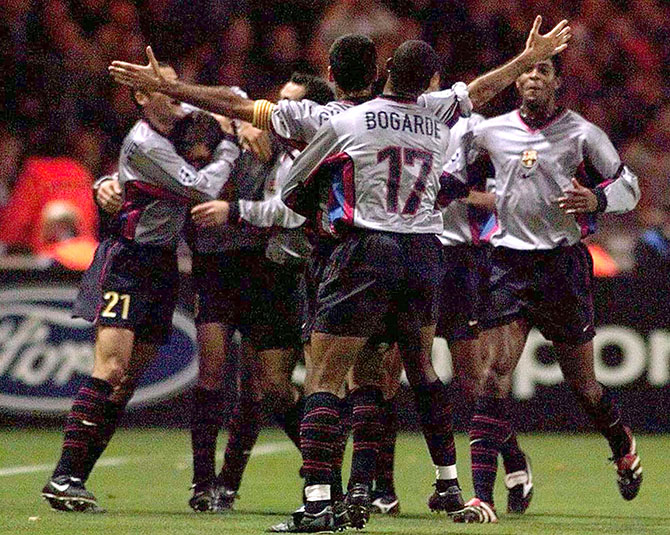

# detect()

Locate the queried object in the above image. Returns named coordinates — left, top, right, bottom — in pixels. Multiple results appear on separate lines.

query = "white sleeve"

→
left=418, top=82, right=473, bottom=126
left=238, top=197, right=306, bottom=228
left=270, top=99, right=329, bottom=143
left=585, top=125, right=640, bottom=214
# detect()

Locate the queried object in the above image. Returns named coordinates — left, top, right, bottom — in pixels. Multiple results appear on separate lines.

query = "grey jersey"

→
left=239, top=85, right=471, bottom=233
left=439, top=113, right=488, bottom=246
left=118, top=120, right=240, bottom=248
left=282, top=96, right=465, bottom=235
left=445, top=109, right=640, bottom=250
left=270, top=82, right=471, bottom=145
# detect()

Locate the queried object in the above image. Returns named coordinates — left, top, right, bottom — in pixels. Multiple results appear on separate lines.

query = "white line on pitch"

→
left=0, top=441, right=292, bottom=477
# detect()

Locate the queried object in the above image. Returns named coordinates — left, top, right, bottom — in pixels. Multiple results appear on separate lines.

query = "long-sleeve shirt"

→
left=279, top=95, right=470, bottom=236
left=236, top=84, right=472, bottom=232
left=444, top=109, right=640, bottom=250
left=118, top=120, right=239, bottom=249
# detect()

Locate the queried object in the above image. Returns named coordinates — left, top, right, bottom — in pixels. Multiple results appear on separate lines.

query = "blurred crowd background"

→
left=1, top=0, right=669, bottom=274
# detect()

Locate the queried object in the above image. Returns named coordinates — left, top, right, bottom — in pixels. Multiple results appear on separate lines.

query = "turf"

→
left=0, top=429, right=668, bottom=534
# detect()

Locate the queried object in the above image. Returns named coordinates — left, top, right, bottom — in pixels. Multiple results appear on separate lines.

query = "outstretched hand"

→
left=108, top=46, right=166, bottom=92
left=556, top=178, right=598, bottom=214
left=524, top=16, right=572, bottom=62
left=191, top=200, right=231, bottom=227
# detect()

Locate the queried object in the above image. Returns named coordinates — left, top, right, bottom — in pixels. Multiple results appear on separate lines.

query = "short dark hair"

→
left=290, top=72, right=335, bottom=105
left=388, top=40, right=440, bottom=96
left=170, top=111, right=223, bottom=164
left=328, top=34, right=377, bottom=93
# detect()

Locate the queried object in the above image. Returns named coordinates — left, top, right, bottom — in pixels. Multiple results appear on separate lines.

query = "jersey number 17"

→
left=378, top=146, right=433, bottom=215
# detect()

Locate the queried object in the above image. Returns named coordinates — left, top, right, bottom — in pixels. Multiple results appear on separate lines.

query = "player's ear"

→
left=327, top=66, right=334, bottom=83
left=515, top=77, right=523, bottom=95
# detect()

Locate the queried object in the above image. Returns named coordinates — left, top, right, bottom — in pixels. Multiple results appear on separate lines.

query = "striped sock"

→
left=300, top=392, right=340, bottom=513
left=82, top=398, right=127, bottom=482
left=330, top=397, right=350, bottom=502
left=53, top=376, right=113, bottom=480
left=218, top=388, right=261, bottom=491
left=349, top=387, right=384, bottom=487
left=374, top=397, right=398, bottom=494
left=469, top=397, right=508, bottom=505
left=413, top=380, right=457, bottom=468
left=191, top=387, right=226, bottom=487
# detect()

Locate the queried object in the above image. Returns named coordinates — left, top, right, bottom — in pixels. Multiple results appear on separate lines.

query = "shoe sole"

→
left=42, top=493, right=103, bottom=513
left=346, top=504, right=369, bottom=529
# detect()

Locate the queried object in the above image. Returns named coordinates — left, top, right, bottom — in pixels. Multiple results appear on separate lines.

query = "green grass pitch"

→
left=0, top=429, right=668, bottom=534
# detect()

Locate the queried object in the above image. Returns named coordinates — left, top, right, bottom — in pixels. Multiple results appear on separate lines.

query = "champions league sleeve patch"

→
left=178, top=166, right=200, bottom=186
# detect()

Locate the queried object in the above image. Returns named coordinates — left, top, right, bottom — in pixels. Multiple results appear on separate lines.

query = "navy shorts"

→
left=192, top=249, right=302, bottom=350
left=436, top=244, right=491, bottom=342
left=74, top=238, right=179, bottom=345
left=314, top=231, right=443, bottom=338
left=301, top=240, right=337, bottom=343
left=483, top=243, right=596, bottom=344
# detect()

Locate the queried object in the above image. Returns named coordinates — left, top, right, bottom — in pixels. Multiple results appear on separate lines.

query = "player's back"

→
left=327, top=96, right=450, bottom=235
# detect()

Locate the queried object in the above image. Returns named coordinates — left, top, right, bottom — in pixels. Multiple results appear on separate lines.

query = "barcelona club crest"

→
left=521, top=149, right=537, bottom=169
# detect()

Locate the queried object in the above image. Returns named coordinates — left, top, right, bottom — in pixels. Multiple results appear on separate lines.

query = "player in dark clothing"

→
left=446, top=56, right=641, bottom=523
left=41, top=66, right=240, bottom=513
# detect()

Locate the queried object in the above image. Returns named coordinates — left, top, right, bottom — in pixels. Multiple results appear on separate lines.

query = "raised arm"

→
left=467, top=16, right=571, bottom=109
left=109, top=47, right=256, bottom=121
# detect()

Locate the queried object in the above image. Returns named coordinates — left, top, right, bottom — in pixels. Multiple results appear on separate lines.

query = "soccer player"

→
left=187, top=74, right=335, bottom=514
left=429, top=113, right=534, bottom=515
left=445, top=56, right=642, bottom=524
left=40, top=64, right=241, bottom=513
left=263, top=40, right=483, bottom=532
left=181, top=20, right=571, bottom=525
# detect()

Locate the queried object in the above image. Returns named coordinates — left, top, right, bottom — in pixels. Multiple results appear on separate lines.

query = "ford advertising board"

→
left=0, top=287, right=198, bottom=413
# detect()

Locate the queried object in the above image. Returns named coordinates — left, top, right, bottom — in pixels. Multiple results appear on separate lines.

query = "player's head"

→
left=170, top=111, right=223, bottom=169
left=134, top=64, right=185, bottom=132
left=328, top=34, right=378, bottom=94
left=280, top=72, right=335, bottom=105
left=515, top=57, right=561, bottom=111
left=386, top=40, right=440, bottom=97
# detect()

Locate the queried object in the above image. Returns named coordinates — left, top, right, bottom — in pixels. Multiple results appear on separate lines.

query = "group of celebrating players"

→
left=39, top=13, right=643, bottom=532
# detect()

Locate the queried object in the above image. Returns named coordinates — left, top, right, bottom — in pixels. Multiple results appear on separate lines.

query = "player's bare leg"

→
left=258, top=347, right=303, bottom=449
left=82, top=341, right=160, bottom=482
left=396, top=324, right=464, bottom=516
left=289, top=332, right=372, bottom=530
left=555, top=340, right=642, bottom=500
left=215, top=339, right=263, bottom=510
left=454, top=319, right=530, bottom=523
left=189, top=323, right=235, bottom=512
left=350, top=344, right=402, bottom=515
left=43, top=327, right=137, bottom=512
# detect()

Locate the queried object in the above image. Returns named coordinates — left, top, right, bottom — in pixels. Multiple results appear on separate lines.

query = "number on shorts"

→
left=378, top=146, right=433, bottom=215
left=101, top=291, right=131, bottom=320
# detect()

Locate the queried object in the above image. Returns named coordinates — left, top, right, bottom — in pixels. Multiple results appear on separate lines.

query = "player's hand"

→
left=237, top=121, right=273, bottom=162
left=212, top=113, right=235, bottom=135
left=108, top=46, right=165, bottom=92
left=464, top=191, right=496, bottom=211
left=524, top=16, right=571, bottom=62
left=96, top=179, right=123, bottom=214
left=556, top=178, right=598, bottom=214
left=191, top=200, right=230, bottom=227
